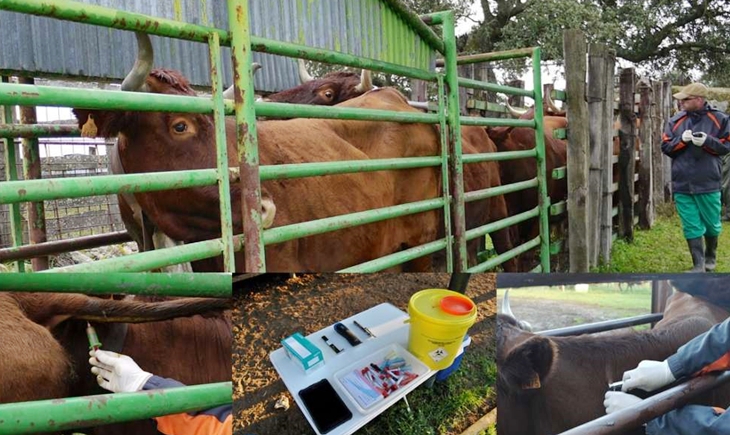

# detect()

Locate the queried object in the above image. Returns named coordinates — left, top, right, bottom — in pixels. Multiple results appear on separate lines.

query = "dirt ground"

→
left=233, top=273, right=495, bottom=435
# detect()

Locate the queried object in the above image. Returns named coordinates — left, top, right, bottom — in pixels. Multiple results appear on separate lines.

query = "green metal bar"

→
left=0, top=170, right=217, bottom=205
left=49, top=238, right=226, bottom=273
left=550, top=200, right=567, bottom=216
left=552, top=166, right=567, bottom=179
left=208, top=31, right=235, bottom=273
left=339, top=238, right=449, bottom=272
left=263, top=198, right=444, bottom=245
left=459, top=116, right=535, bottom=128
left=229, top=0, right=265, bottom=273
left=437, top=74, right=453, bottom=271
left=438, top=48, right=536, bottom=66
left=465, top=207, right=540, bottom=241
left=259, top=157, right=441, bottom=181
left=0, top=123, right=79, bottom=138
left=0, top=0, right=229, bottom=45
left=253, top=38, right=437, bottom=81
left=1, top=77, right=24, bottom=272
left=553, top=128, right=567, bottom=140
left=457, top=78, right=534, bottom=98
left=550, top=238, right=564, bottom=255
left=0, top=82, right=215, bottom=114
left=255, top=101, right=440, bottom=124
left=552, top=89, right=567, bottom=101
left=532, top=48, right=551, bottom=272
left=379, top=0, right=445, bottom=54
left=462, top=149, right=536, bottom=163
left=441, top=10, right=467, bottom=272
left=0, top=273, right=231, bottom=297
left=0, top=382, right=232, bottom=435
left=464, top=178, right=538, bottom=203
left=467, top=236, right=541, bottom=273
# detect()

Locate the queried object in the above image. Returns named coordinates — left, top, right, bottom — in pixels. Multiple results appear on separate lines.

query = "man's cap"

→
left=673, top=82, right=709, bottom=100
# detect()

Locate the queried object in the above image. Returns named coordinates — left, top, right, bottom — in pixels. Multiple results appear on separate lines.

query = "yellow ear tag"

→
left=81, top=114, right=98, bottom=137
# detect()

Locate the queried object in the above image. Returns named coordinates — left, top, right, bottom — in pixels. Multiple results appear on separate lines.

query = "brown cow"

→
left=51, top=298, right=230, bottom=435
left=74, top=35, right=437, bottom=272
left=263, top=59, right=373, bottom=105
left=497, top=290, right=730, bottom=435
left=264, top=64, right=518, bottom=271
left=0, top=292, right=227, bottom=406
left=487, top=125, right=567, bottom=270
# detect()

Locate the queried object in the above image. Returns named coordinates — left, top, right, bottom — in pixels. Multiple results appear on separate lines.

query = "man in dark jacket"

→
left=661, top=82, right=730, bottom=272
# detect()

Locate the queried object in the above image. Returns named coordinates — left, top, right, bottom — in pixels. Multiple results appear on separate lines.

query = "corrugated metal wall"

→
left=0, top=0, right=435, bottom=92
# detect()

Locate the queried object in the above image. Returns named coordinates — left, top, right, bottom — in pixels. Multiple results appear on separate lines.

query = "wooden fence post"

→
left=618, top=68, right=636, bottom=241
left=507, top=79, right=524, bottom=107
left=564, top=29, right=590, bottom=272
left=411, top=80, right=427, bottom=102
left=662, top=81, right=673, bottom=202
left=458, top=64, right=472, bottom=115
left=587, top=43, right=607, bottom=268
left=638, top=79, right=653, bottom=229
left=599, top=50, right=616, bottom=263
left=652, top=80, right=665, bottom=207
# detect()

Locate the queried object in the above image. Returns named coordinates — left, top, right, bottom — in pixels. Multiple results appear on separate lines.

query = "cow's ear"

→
left=503, top=335, right=556, bottom=390
left=73, top=109, right=132, bottom=138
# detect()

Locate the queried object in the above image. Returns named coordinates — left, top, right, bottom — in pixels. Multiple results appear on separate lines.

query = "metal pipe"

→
left=0, top=273, right=231, bottom=297
left=558, top=372, right=730, bottom=435
left=0, top=231, right=132, bottom=262
left=0, top=169, right=218, bottom=205
left=1, top=76, right=24, bottom=272
left=460, top=116, right=534, bottom=128
left=463, top=149, right=536, bottom=162
left=0, top=382, right=232, bottom=435
left=437, top=74, right=453, bottom=271
left=457, top=78, right=535, bottom=97
left=254, top=101, right=441, bottom=123
left=208, top=32, right=235, bottom=273
left=539, top=313, right=664, bottom=336
left=465, top=207, right=540, bottom=242
left=434, top=48, right=536, bottom=67
left=260, top=157, right=441, bottom=181
left=532, top=48, right=551, bottom=272
left=467, top=237, right=541, bottom=273
left=0, top=123, right=80, bottom=138
left=465, top=178, right=539, bottom=202
left=339, top=239, right=449, bottom=273
left=448, top=273, right=471, bottom=293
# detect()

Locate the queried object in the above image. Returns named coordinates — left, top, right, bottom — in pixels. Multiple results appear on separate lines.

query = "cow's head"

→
left=504, top=91, right=565, bottom=119
left=73, top=32, right=276, bottom=242
left=263, top=59, right=373, bottom=105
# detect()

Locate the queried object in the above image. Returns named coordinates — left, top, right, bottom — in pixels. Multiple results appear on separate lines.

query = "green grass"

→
left=358, top=348, right=496, bottom=435
left=498, top=286, right=653, bottom=319
left=597, top=206, right=730, bottom=272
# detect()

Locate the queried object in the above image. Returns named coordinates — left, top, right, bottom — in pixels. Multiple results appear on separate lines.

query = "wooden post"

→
left=638, top=79, right=653, bottom=229
left=564, top=29, right=590, bottom=272
left=618, top=68, right=636, bottom=241
left=662, top=81, right=673, bottom=202
left=587, top=44, right=607, bottom=268
left=18, top=77, right=49, bottom=271
left=651, top=280, right=673, bottom=314
left=651, top=80, right=665, bottom=207
left=458, top=64, right=472, bottom=115
left=599, top=50, right=616, bottom=263
left=411, top=80, right=427, bottom=102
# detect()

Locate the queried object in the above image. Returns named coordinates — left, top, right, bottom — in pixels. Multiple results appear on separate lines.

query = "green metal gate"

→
left=0, top=0, right=550, bottom=273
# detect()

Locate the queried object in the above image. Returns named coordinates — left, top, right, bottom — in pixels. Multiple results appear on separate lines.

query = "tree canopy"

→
left=454, top=0, right=730, bottom=86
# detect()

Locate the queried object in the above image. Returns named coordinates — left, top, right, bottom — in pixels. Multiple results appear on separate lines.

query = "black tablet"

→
left=298, top=379, right=353, bottom=434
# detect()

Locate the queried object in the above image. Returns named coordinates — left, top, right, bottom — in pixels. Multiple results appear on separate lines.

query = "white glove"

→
left=681, top=129, right=694, bottom=143
left=604, top=391, right=642, bottom=414
left=89, top=349, right=153, bottom=393
left=621, top=360, right=675, bottom=392
left=692, top=132, right=707, bottom=146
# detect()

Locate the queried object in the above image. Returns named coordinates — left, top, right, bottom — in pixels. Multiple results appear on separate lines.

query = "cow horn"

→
left=500, top=290, right=533, bottom=331
left=222, top=63, right=262, bottom=100
left=121, top=32, right=153, bottom=92
left=505, top=101, right=528, bottom=118
left=354, top=69, right=373, bottom=93
left=297, top=58, right=315, bottom=83
left=545, top=91, right=566, bottom=116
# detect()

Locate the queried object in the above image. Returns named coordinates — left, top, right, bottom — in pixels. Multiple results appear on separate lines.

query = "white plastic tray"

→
left=334, top=343, right=430, bottom=415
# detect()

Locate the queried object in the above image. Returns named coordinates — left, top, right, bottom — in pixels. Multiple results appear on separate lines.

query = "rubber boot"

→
left=686, top=237, right=705, bottom=273
left=705, top=235, right=718, bottom=272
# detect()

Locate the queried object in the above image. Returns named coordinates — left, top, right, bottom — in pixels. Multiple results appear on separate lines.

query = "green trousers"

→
left=675, top=192, right=722, bottom=239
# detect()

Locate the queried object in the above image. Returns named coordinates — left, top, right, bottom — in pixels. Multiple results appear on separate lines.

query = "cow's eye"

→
left=324, top=90, right=333, bottom=99
left=173, top=122, right=187, bottom=133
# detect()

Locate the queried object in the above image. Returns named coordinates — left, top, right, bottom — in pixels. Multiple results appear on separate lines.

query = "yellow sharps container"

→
left=407, top=289, right=477, bottom=370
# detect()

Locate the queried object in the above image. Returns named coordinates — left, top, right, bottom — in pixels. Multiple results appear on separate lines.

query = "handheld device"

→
left=298, top=379, right=352, bottom=434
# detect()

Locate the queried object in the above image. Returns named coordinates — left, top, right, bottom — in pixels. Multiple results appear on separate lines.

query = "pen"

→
left=353, top=320, right=376, bottom=338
